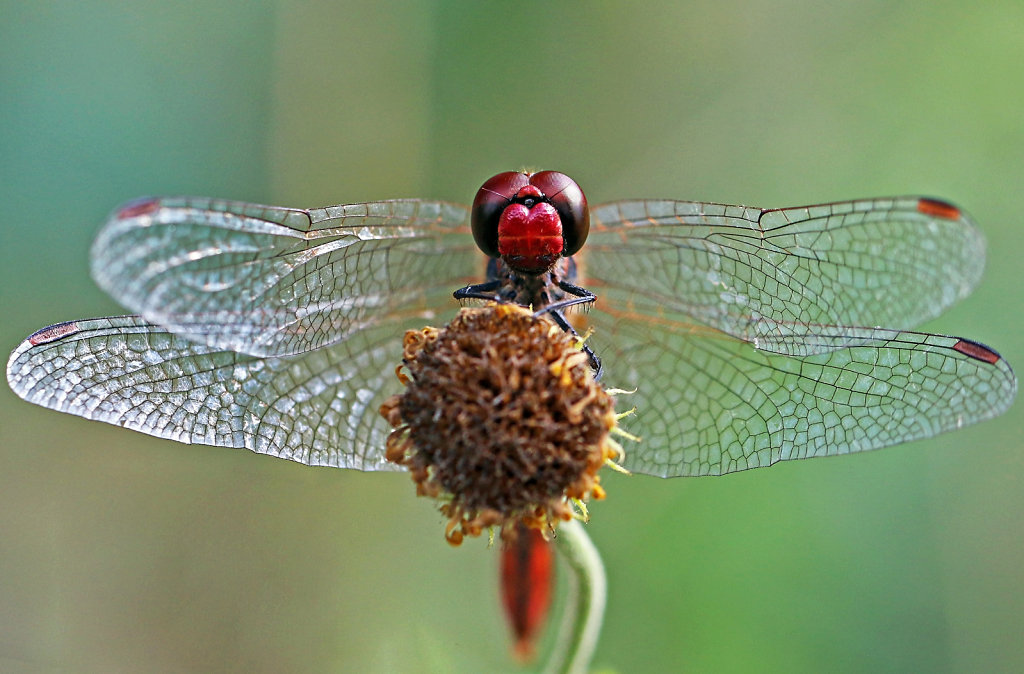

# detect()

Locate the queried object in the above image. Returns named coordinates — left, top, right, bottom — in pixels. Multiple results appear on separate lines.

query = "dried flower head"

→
left=380, top=303, right=621, bottom=545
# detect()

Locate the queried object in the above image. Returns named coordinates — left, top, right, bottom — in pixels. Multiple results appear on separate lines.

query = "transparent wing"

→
left=92, top=197, right=477, bottom=357
left=586, top=295, right=1016, bottom=477
left=586, top=197, right=984, bottom=355
left=5, top=310, right=467, bottom=471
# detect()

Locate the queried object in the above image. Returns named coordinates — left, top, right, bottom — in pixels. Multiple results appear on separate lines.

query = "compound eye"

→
left=471, top=171, right=530, bottom=257
left=529, top=171, right=589, bottom=256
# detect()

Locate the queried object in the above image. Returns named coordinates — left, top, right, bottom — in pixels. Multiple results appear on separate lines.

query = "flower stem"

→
left=543, top=519, right=606, bottom=674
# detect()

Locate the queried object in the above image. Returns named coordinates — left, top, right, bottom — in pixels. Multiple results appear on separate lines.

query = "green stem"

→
left=543, top=519, right=606, bottom=674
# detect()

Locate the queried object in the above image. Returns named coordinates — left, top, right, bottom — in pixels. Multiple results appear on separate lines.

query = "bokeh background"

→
left=2, top=2, right=1022, bottom=672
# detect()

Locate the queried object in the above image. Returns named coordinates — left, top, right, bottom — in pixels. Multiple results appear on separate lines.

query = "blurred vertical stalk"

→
left=544, top=519, right=606, bottom=674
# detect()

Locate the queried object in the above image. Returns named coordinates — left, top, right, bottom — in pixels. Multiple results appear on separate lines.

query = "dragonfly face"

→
left=471, top=170, right=590, bottom=275
left=5, top=173, right=1017, bottom=478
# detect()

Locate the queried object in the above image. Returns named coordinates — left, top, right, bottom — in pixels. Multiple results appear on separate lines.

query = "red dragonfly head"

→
left=471, top=170, right=590, bottom=275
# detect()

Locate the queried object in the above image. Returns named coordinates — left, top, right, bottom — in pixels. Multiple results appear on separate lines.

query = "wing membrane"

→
left=6, top=313, right=461, bottom=471
left=586, top=197, right=984, bottom=355
left=586, top=294, right=1016, bottom=477
left=91, top=197, right=476, bottom=357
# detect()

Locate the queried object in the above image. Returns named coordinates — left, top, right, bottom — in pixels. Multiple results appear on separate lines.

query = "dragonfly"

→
left=7, top=170, right=1015, bottom=480
left=7, top=170, right=1016, bottom=662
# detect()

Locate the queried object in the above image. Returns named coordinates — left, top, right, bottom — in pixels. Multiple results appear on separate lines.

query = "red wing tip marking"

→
left=953, top=338, right=1002, bottom=365
left=917, top=198, right=961, bottom=220
left=28, top=321, right=81, bottom=345
left=116, top=198, right=160, bottom=220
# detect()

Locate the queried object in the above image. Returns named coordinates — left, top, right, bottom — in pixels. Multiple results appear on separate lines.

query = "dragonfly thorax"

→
left=481, top=258, right=581, bottom=313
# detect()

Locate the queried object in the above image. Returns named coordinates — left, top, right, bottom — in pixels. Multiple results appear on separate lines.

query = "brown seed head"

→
left=380, top=304, right=617, bottom=545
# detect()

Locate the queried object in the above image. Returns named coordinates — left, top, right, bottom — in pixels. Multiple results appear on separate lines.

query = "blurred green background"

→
left=2, top=2, right=1022, bottom=672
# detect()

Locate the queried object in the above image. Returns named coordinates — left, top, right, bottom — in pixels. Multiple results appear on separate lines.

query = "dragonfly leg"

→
left=546, top=309, right=603, bottom=379
left=453, top=279, right=503, bottom=302
left=532, top=281, right=601, bottom=377
left=535, top=280, right=596, bottom=316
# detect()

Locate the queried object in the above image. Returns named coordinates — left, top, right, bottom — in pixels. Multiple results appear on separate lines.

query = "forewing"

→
left=92, top=197, right=476, bottom=357
left=586, top=197, right=984, bottom=355
left=587, top=296, right=1016, bottom=477
left=5, top=313, right=453, bottom=471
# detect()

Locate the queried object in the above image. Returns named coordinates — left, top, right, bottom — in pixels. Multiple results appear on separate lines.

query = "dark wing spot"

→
left=28, top=321, right=81, bottom=345
left=116, top=198, right=160, bottom=220
left=953, top=338, right=1002, bottom=365
left=917, top=198, right=961, bottom=221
